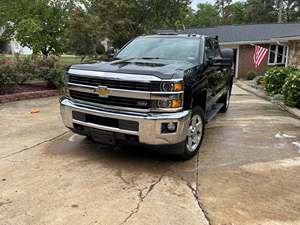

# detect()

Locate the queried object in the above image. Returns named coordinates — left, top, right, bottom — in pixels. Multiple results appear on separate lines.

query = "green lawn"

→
left=0, top=54, right=81, bottom=66
left=59, top=55, right=82, bottom=65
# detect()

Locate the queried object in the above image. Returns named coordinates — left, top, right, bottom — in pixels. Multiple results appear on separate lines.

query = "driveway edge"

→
left=236, top=80, right=300, bottom=120
left=0, top=89, right=60, bottom=104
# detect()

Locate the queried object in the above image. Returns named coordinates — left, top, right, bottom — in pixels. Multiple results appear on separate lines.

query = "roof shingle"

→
left=159, top=23, right=300, bottom=43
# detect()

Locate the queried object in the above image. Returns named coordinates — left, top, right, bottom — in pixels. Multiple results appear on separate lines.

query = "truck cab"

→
left=60, top=34, right=234, bottom=159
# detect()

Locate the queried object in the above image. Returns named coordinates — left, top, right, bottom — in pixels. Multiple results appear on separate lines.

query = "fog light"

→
left=167, top=123, right=177, bottom=132
left=161, top=122, right=177, bottom=133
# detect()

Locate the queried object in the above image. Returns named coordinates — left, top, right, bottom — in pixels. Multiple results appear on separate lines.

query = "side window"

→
left=205, top=38, right=221, bottom=60
left=205, top=39, right=214, bottom=60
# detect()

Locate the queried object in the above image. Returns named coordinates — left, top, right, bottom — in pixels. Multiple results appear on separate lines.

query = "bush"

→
left=40, top=67, right=64, bottom=89
left=283, top=70, right=300, bottom=108
left=246, top=71, right=257, bottom=80
left=96, top=43, right=106, bottom=55
left=256, top=76, right=266, bottom=86
left=0, top=64, right=19, bottom=94
left=15, top=57, right=37, bottom=84
left=265, top=66, right=298, bottom=96
left=35, top=56, right=58, bottom=69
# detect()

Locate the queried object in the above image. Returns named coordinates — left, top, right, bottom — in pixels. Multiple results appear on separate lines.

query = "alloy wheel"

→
left=186, top=114, right=203, bottom=152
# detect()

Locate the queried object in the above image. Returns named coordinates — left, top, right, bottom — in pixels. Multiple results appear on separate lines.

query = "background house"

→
left=160, top=23, right=300, bottom=79
left=0, top=26, right=32, bottom=55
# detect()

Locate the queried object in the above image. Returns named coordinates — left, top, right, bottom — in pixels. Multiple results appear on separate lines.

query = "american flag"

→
left=253, top=45, right=268, bottom=68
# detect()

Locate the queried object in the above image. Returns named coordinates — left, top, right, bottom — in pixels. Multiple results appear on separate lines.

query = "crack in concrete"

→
left=195, top=151, right=212, bottom=225
left=119, top=174, right=165, bottom=225
left=0, top=131, right=69, bottom=160
left=176, top=152, right=212, bottom=225
left=115, top=169, right=131, bottom=185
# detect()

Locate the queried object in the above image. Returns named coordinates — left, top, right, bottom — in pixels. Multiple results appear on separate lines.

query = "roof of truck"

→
left=142, top=34, right=206, bottom=39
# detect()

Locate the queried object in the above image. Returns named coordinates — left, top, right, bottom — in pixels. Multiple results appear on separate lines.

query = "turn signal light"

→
left=171, top=99, right=182, bottom=108
left=173, top=82, right=184, bottom=92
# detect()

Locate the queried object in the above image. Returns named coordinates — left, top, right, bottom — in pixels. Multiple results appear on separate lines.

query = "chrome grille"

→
left=69, top=75, right=151, bottom=91
left=69, top=90, right=151, bottom=109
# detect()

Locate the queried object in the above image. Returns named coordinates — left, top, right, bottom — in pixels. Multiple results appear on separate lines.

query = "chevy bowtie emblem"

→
left=95, top=86, right=110, bottom=98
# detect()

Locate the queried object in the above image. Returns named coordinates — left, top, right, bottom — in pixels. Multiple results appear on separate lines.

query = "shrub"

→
left=35, top=56, right=58, bottom=69
left=265, top=66, right=298, bottom=96
left=15, top=57, right=37, bottom=84
left=282, top=70, right=300, bottom=108
left=96, top=43, right=106, bottom=55
left=246, top=71, right=257, bottom=80
left=0, top=56, right=6, bottom=65
left=256, top=76, right=266, bottom=86
left=0, top=64, right=19, bottom=94
left=40, top=67, right=64, bottom=89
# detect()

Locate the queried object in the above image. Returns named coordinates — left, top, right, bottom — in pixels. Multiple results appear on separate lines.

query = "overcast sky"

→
left=191, top=0, right=242, bottom=10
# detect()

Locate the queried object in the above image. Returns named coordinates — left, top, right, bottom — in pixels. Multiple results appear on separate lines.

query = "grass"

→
left=0, top=54, right=82, bottom=66
left=59, top=55, right=82, bottom=65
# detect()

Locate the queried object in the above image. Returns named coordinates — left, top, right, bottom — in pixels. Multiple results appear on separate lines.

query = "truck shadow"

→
left=44, top=132, right=197, bottom=181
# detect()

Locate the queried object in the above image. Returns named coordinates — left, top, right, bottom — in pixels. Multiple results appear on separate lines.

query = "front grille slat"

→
left=70, top=90, right=150, bottom=109
left=69, top=75, right=151, bottom=91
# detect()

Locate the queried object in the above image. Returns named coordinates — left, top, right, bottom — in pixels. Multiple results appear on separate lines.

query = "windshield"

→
left=115, top=37, right=201, bottom=63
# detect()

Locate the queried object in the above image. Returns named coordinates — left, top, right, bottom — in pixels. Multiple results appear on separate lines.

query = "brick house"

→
left=160, top=23, right=300, bottom=79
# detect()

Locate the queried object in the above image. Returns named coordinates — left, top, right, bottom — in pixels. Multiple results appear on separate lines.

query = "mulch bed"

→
left=0, top=84, right=60, bottom=104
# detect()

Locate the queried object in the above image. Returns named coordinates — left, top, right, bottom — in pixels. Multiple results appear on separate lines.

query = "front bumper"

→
left=60, top=97, right=191, bottom=145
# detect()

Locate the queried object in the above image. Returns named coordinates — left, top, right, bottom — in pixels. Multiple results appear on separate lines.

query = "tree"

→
left=244, top=0, right=277, bottom=23
left=189, top=3, right=220, bottom=27
left=215, top=0, right=232, bottom=19
left=1, top=0, right=70, bottom=57
left=89, top=0, right=191, bottom=48
left=64, top=8, right=101, bottom=60
left=276, top=0, right=300, bottom=22
left=225, top=2, right=247, bottom=24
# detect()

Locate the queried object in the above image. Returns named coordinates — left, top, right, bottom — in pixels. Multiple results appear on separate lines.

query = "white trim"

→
left=220, top=40, right=271, bottom=46
left=267, top=44, right=287, bottom=66
left=285, top=45, right=289, bottom=67
left=235, top=46, right=240, bottom=78
left=271, top=36, right=300, bottom=42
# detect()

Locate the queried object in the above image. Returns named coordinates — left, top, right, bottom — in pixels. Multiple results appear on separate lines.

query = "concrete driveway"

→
left=0, top=85, right=300, bottom=225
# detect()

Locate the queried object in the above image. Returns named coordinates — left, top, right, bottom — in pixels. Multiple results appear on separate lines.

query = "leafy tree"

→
left=189, top=3, right=220, bottom=27
left=1, top=0, right=70, bottom=57
left=225, top=2, right=247, bottom=24
left=90, top=0, right=191, bottom=48
left=244, top=0, right=277, bottom=23
left=276, top=0, right=300, bottom=22
left=64, top=8, right=101, bottom=60
left=215, top=0, right=232, bottom=18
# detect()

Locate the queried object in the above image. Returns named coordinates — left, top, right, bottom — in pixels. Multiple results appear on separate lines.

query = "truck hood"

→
left=70, top=59, right=195, bottom=79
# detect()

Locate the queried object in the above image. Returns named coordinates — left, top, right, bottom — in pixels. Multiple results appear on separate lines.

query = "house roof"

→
left=158, top=23, right=300, bottom=45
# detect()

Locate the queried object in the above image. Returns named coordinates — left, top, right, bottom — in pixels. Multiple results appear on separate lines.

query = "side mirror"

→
left=219, top=48, right=234, bottom=67
left=213, top=57, right=233, bottom=67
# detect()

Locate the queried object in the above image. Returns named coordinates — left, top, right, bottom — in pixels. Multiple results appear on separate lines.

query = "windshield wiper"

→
left=138, top=57, right=167, bottom=60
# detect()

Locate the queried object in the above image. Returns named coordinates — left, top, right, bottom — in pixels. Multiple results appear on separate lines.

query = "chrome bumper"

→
left=60, top=97, right=191, bottom=145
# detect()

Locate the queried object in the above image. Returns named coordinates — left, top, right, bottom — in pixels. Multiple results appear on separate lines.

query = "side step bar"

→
left=205, top=103, right=224, bottom=122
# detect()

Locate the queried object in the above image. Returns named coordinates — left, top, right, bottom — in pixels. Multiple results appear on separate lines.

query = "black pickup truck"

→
left=60, top=34, right=234, bottom=159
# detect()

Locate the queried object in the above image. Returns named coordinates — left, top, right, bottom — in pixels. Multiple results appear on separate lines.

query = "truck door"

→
left=205, top=38, right=227, bottom=106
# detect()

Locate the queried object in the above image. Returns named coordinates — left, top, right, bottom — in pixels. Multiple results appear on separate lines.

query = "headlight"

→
left=160, top=81, right=184, bottom=92
left=156, top=99, right=182, bottom=109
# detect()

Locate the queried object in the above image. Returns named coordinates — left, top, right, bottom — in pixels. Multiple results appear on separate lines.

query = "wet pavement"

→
left=0, top=85, right=300, bottom=225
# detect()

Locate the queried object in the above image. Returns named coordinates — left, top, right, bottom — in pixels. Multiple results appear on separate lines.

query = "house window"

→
left=268, top=44, right=288, bottom=65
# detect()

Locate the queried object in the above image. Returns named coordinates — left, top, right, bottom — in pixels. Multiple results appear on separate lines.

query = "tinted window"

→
left=205, top=38, right=221, bottom=59
left=116, top=37, right=201, bottom=63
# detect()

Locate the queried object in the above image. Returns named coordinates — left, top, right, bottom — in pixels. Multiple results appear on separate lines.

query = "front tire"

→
left=181, top=106, right=205, bottom=160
